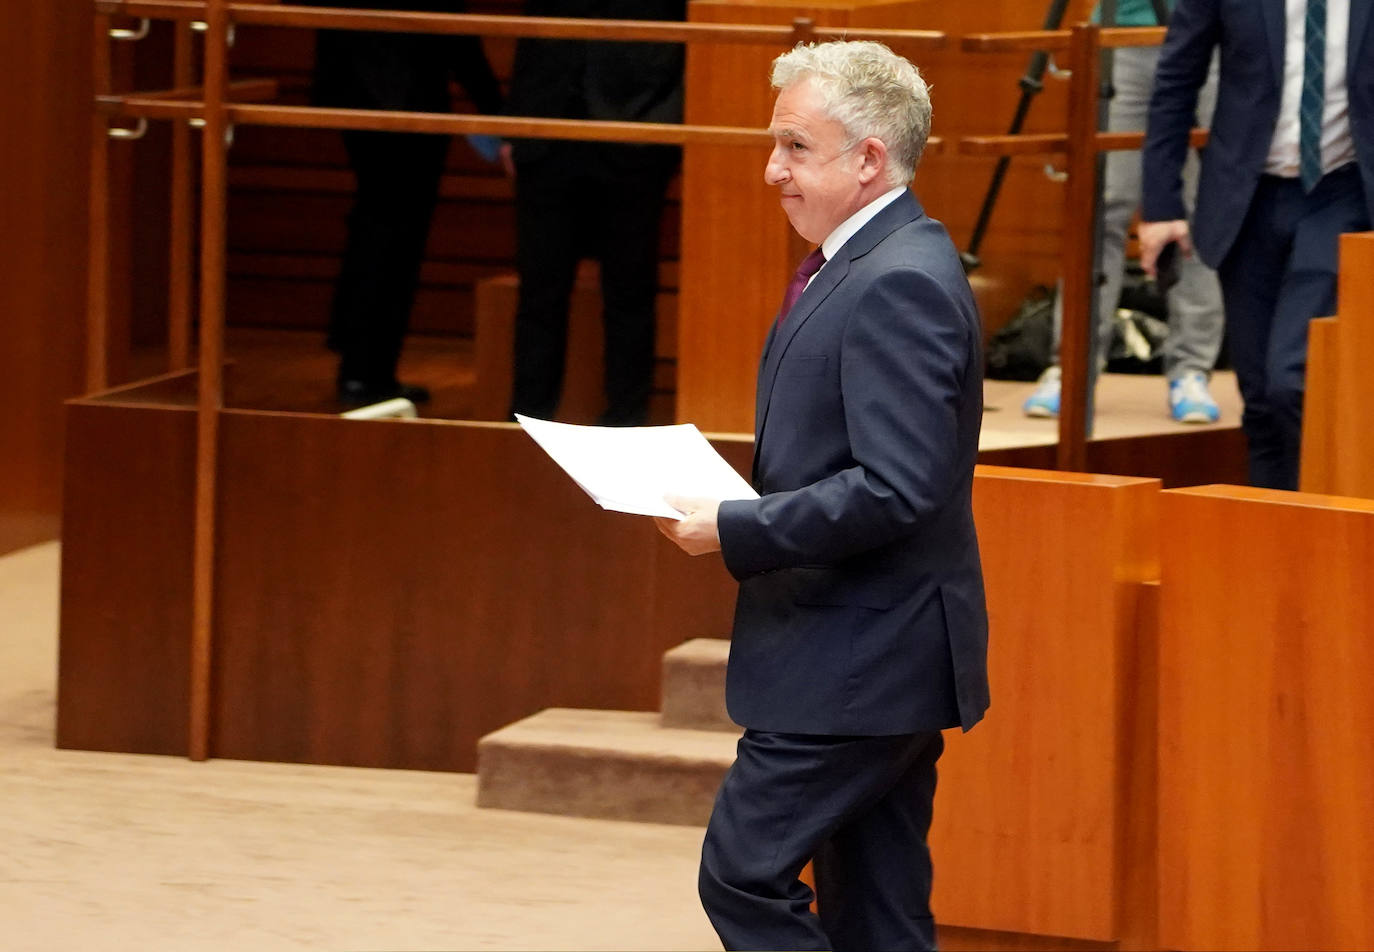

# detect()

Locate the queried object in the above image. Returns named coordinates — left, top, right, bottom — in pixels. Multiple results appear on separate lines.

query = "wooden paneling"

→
left=978, top=425, right=1248, bottom=490
left=1300, top=232, right=1374, bottom=498
left=203, top=412, right=741, bottom=772
left=678, top=0, right=1097, bottom=432
left=56, top=400, right=197, bottom=755
left=58, top=399, right=750, bottom=773
left=932, top=466, right=1160, bottom=942
left=0, top=0, right=92, bottom=554
left=1158, top=485, right=1374, bottom=951
left=471, top=266, right=679, bottom=423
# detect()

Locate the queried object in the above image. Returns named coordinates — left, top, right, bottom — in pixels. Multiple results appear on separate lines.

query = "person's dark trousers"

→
left=1216, top=163, right=1370, bottom=491
left=509, top=154, right=673, bottom=425
left=699, top=728, right=945, bottom=952
left=329, top=129, right=448, bottom=388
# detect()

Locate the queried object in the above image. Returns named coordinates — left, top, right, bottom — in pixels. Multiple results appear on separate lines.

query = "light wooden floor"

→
left=1, top=542, right=720, bottom=952
left=981, top=370, right=1243, bottom=451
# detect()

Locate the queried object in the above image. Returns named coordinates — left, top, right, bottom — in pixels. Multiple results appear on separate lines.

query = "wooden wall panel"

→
left=931, top=466, right=1160, bottom=942
left=208, top=413, right=741, bottom=772
left=679, top=0, right=935, bottom=432
left=59, top=403, right=747, bottom=772
left=1300, top=232, right=1374, bottom=498
left=679, top=0, right=1097, bottom=432
left=1158, top=485, right=1374, bottom=951
left=56, top=401, right=197, bottom=755
left=0, top=0, right=92, bottom=554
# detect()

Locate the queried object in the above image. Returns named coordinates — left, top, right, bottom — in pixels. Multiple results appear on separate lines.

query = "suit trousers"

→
left=699, top=728, right=945, bottom=952
left=329, top=130, right=448, bottom=386
left=509, top=157, right=673, bottom=425
left=1216, top=164, right=1370, bottom=490
left=1052, top=45, right=1224, bottom=385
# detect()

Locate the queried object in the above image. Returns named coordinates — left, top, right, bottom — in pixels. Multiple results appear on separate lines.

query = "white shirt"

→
left=1266, top=0, right=1355, bottom=177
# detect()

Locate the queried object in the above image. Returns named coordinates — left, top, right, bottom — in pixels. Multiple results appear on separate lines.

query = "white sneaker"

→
left=1022, top=366, right=1061, bottom=418
left=1168, top=371, right=1220, bottom=424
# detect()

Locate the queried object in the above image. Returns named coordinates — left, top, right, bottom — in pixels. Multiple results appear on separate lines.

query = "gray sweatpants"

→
left=1053, top=44, right=1224, bottom=383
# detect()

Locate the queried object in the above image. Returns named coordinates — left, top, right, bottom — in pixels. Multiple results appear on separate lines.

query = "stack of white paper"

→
left=516, top=414, right=759, bottom=519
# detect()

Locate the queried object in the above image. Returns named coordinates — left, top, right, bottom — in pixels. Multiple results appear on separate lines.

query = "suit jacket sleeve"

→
left=1142, top=0, right=1220, bottom=222
left=717, top=265, right=975, bottom=579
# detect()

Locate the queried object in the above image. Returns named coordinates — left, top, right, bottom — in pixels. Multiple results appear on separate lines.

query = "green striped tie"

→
left=1299, top=0, right=1327, bottom=191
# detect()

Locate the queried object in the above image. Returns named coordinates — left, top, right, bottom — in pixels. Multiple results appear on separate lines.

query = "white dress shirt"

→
left=1266, top=0, right=1355, bottom=178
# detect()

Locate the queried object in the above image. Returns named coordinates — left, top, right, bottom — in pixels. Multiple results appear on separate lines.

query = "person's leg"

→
left=592, top=164, right=673, bottom=426
left=1266, top=165, right=1371, bottom=489
left=813, top=732, right=944, bottom=952
left=335, top=130, right=447, bottom=389
left=1030, top=48, right=1149, bottom=419
left=1165, top=56, right=1226, bottom=384
left=699, top=729, right=939, bottom=952
left=510, top=160, right=583, bottom=420
left=1215, top=176, right=1298, bottom=488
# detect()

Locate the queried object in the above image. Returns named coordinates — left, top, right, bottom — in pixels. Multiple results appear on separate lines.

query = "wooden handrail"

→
left=961, top=26, right=1165, bottom=54
left=960, top=128, right=1208, bottom=157
left=133, top=77, right=277, bottom=102
left=1056, top=23, right=1101, bottom=473
left=96, top=95, right=946, bottom=152
left=93, top=0, right=946, bottom=47
left=188, top=0, right=230, bottom=764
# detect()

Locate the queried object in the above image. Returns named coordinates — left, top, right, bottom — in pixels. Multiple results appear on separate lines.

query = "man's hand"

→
left=498, top=141, right=516, bottom=179
left=1138, top=219, right=1192, bottom=277
left=654, top=495, right=722, bottom=555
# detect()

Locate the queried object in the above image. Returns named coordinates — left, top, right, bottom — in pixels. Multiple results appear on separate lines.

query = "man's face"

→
left=765, top=79, right=870, bottom=244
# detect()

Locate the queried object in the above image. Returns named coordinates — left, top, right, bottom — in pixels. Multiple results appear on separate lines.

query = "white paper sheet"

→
left=515, top=415, right=759, bottom=519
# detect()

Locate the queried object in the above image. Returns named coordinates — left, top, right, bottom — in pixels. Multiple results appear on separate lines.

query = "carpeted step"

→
left=660, top=638, right=735, bottom=731
left=476, top=708, right=739, bottom=826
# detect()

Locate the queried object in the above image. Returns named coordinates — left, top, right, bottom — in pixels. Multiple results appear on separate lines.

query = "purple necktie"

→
left=777, top=247, right=827, bottom=324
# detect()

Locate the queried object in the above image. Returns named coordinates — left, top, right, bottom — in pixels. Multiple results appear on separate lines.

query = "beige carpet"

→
left=0, top=542, right=720, bottom=952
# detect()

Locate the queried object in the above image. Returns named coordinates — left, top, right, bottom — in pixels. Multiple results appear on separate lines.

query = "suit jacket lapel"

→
left=752, top=191, right=923, bottom=471
left=1262, top=0, right=1285, bottom=86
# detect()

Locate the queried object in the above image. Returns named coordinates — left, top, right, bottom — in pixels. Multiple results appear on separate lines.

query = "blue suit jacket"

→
left=1143, top=0, right=1374, bottom=268
left=716, top=191, right=990, bottom=736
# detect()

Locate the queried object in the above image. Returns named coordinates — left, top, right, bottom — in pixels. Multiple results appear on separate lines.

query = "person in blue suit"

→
left=1140, top=0, right=1374, bottom=489
left=657, top=40, right=989, bottom=952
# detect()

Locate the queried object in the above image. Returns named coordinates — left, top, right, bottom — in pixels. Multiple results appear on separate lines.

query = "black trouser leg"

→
left=332, top=130, right=447, bottom=386
left=510, top=166, right=582, bottom=419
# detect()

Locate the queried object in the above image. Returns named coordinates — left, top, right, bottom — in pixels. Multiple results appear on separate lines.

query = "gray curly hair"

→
left=771, top=40, right=932, bottom=186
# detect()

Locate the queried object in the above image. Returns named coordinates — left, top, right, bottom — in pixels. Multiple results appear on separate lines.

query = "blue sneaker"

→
left=1022, top=366, right=1061, bottom=418
left=1169, top=371, right=1220, bottom=424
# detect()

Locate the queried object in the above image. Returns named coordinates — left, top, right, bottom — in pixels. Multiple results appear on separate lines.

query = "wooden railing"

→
left=90, top=5, right=1206, bottom=759
left=89, top=0, right=950, bottom=761
left=960, top=24, right=1207, bottom=473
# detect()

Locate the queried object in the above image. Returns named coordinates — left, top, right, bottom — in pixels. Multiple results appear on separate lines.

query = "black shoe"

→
left=337, top=379, right=432, bottom=407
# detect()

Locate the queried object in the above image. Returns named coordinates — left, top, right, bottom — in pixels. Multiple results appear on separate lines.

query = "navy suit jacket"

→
left=717, top=191, right=990, bottom=736
left=1142, top=0, right=1374, bottom=268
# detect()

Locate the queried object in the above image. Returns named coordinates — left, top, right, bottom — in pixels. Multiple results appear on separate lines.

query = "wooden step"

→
left=476, top=708, right=739, bottom=826
left=660, top=638, right=734, bottom=732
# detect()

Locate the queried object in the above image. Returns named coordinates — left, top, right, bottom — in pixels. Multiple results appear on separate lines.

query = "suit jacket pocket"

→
left=777, top=355, right=828, bottom=377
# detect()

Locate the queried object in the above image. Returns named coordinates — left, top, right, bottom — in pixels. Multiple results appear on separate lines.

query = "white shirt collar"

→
left=819, top=186, right=910, bottom=264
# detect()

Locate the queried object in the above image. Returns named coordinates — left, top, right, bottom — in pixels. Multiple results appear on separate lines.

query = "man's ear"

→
left=856, top=137, right=888, bottom=185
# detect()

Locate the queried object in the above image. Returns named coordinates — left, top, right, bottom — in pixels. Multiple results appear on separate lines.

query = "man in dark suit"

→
left=312, top=1, right=504, bottom=406
left=504, top=0, right=685, bottom=426
left=1140, top=0, right=1373, bottom=489
left=657, top=40, right=989, bottom=952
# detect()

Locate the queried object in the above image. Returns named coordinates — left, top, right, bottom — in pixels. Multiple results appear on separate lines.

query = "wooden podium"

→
left=1301, top=232, right=1374, bottom=498
left=1159, top=485, right=1374, bottom=950
left=678, top=0, right=934, bottom=433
